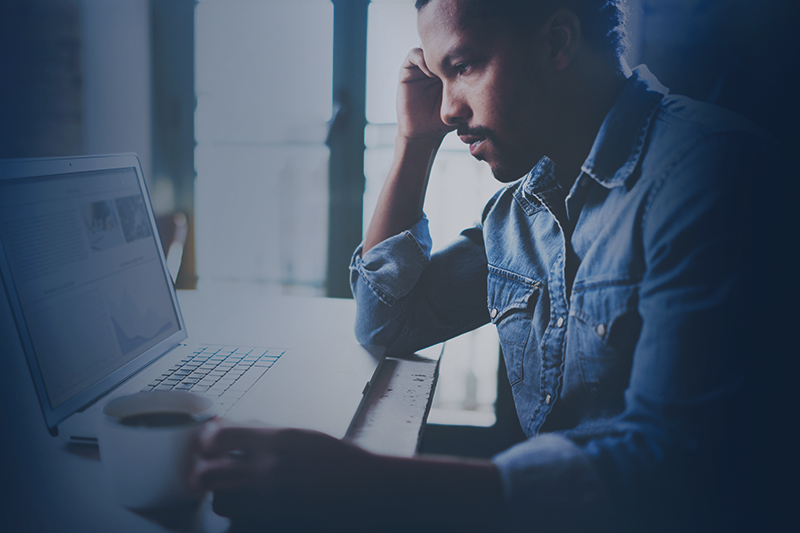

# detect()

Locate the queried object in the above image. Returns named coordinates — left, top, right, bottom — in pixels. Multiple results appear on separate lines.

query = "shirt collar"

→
left=580, top=65, right=667, bottom=189
left=521, top=156, right=559, bottom=198
left=520, top=65, right=667, bottom=196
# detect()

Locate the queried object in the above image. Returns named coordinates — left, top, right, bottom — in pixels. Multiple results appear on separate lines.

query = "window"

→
left=194, top=0, right=333, bottom=295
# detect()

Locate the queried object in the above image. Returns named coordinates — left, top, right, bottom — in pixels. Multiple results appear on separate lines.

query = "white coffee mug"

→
left=98, top=391, right=216, bottom=509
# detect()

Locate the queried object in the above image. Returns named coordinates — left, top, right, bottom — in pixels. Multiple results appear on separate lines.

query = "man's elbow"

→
left=353, top=306, right=400, bottom=349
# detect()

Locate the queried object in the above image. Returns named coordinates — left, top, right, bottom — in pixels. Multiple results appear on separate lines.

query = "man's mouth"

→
left=459, top=135, right=486, bottom=157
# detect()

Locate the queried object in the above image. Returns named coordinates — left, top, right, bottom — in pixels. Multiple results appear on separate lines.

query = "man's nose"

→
left=440, top=84, right=470, bottom=126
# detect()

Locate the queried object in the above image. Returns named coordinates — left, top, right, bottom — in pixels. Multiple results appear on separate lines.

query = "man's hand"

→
left=396, top=47, right=454, bottom=142
left=361, top=48, right=455, bottom=253
left=191, top=420, right=376, bottom=531
left=191, top=419, right=505, bottom=532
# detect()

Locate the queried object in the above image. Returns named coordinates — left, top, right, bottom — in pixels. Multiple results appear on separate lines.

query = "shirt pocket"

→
left=568, top=281, right=641, bottom=405
left=487, top=268, right=542, bottom=386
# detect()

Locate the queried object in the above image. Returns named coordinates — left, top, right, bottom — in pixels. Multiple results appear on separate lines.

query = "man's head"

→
left=415, top=0, right=628, bottom=64
left=415, top=0, right=628, bottom=182
left=415, top=0, right=626, bottom=61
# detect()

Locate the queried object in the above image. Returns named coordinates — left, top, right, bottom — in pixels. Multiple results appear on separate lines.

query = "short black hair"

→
left=414, top=0, right=628, bottom=63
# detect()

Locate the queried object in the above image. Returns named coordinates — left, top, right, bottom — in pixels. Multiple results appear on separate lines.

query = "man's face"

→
left=418, top=0, right=553, bottom=183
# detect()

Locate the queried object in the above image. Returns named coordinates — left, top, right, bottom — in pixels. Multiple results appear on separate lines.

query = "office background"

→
left=1, top=0, right=796, bottom=455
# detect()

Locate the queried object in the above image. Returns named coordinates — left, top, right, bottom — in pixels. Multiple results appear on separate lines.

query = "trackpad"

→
left=229, top=371, right=358, bottom=438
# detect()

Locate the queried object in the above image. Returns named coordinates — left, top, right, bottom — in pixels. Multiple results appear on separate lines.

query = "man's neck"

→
left=548, top=53, right=627, bottom=190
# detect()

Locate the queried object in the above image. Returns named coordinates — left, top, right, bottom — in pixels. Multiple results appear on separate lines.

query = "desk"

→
left=0, top=283, right=441, bottom=532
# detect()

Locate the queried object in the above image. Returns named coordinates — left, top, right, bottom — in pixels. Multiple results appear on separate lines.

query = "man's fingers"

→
left=193, top=453, right=278, bottom=491
left=401, top=47, right=437, bottom=81
left=198, top=420, right=277, bottom=457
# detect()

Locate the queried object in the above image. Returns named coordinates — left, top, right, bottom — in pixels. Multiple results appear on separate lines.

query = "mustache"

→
left=456, top=125, right=495, bottom=139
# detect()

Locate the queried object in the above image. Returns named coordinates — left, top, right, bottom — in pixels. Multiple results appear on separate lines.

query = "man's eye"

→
left=454, top=62, right=473, bottom=75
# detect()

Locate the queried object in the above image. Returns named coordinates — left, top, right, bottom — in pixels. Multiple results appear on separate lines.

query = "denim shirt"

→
left=350, top=66, right=779, bottom=532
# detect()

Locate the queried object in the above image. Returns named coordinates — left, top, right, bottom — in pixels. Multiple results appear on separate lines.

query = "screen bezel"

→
left=0, top=153, right=188, bottom=436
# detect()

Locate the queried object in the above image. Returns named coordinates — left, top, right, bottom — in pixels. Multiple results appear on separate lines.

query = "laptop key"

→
left=229, top=370, right=265, bottom=391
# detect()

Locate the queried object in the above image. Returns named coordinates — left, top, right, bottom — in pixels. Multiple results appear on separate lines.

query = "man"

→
left=193, top=1, right=785, bottom=531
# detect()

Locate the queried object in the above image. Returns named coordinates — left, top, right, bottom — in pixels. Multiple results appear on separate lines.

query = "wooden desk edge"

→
left=346, top=345, right=443, bottom=457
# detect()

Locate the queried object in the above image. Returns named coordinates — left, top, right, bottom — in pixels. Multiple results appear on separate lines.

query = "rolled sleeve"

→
left=350, top=216, right=490, bottom=353
left=350, top=215, right=432, bottom=307
left=349, top=216, right=434, bottom=349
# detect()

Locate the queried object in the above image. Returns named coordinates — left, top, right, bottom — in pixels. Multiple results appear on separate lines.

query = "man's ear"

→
left=546, top=9, right=581, bottom=71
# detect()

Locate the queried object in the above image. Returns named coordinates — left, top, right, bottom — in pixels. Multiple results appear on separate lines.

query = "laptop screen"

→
left=0, top=156, right=183, bottom=430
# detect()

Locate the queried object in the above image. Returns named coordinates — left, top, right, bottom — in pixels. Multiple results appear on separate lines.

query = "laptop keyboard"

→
left=140, top=345, right=285, bottom=415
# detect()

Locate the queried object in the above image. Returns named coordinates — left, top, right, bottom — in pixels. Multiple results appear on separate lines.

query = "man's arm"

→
left=492, top=132, right=777, bottom=533
left=191, top=422, right=506, bottom=532
left=350, top=48, right=488, bottom=353
left=362, top=48, right=454, bottom=254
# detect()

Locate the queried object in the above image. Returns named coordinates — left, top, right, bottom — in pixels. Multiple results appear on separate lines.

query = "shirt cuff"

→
left=492, top=433, right=617, bottom=532
left=350, top=215, right=432, bottom=307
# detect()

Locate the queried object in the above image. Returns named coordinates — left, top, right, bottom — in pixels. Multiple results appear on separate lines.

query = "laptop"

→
left=0, top=153, right=384, bottom=443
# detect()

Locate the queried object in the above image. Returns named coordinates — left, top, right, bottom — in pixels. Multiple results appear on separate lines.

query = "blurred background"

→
left=2, top=0, right=797, bottom=456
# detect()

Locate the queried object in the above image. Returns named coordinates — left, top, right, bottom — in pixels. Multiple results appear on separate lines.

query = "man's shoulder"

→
left=654, top=93, right=770, bottom=141
left=620, top=66, right=775, bottom=180
left=637, top=92, right=777, bottom=191
left=628, top=66, right=769, bottom=143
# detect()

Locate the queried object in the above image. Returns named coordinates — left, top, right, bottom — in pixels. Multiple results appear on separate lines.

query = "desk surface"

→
left=0, top=283, right=440, bottom=533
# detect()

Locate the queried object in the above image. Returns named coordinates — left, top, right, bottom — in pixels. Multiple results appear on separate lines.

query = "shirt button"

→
left=596, top=323, right=606, bottom=337
left=545, top=394, right=552, bottom=405
left=556, top=316, right=565, bottom=328
left=490, top=308, right=498, bottom=319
